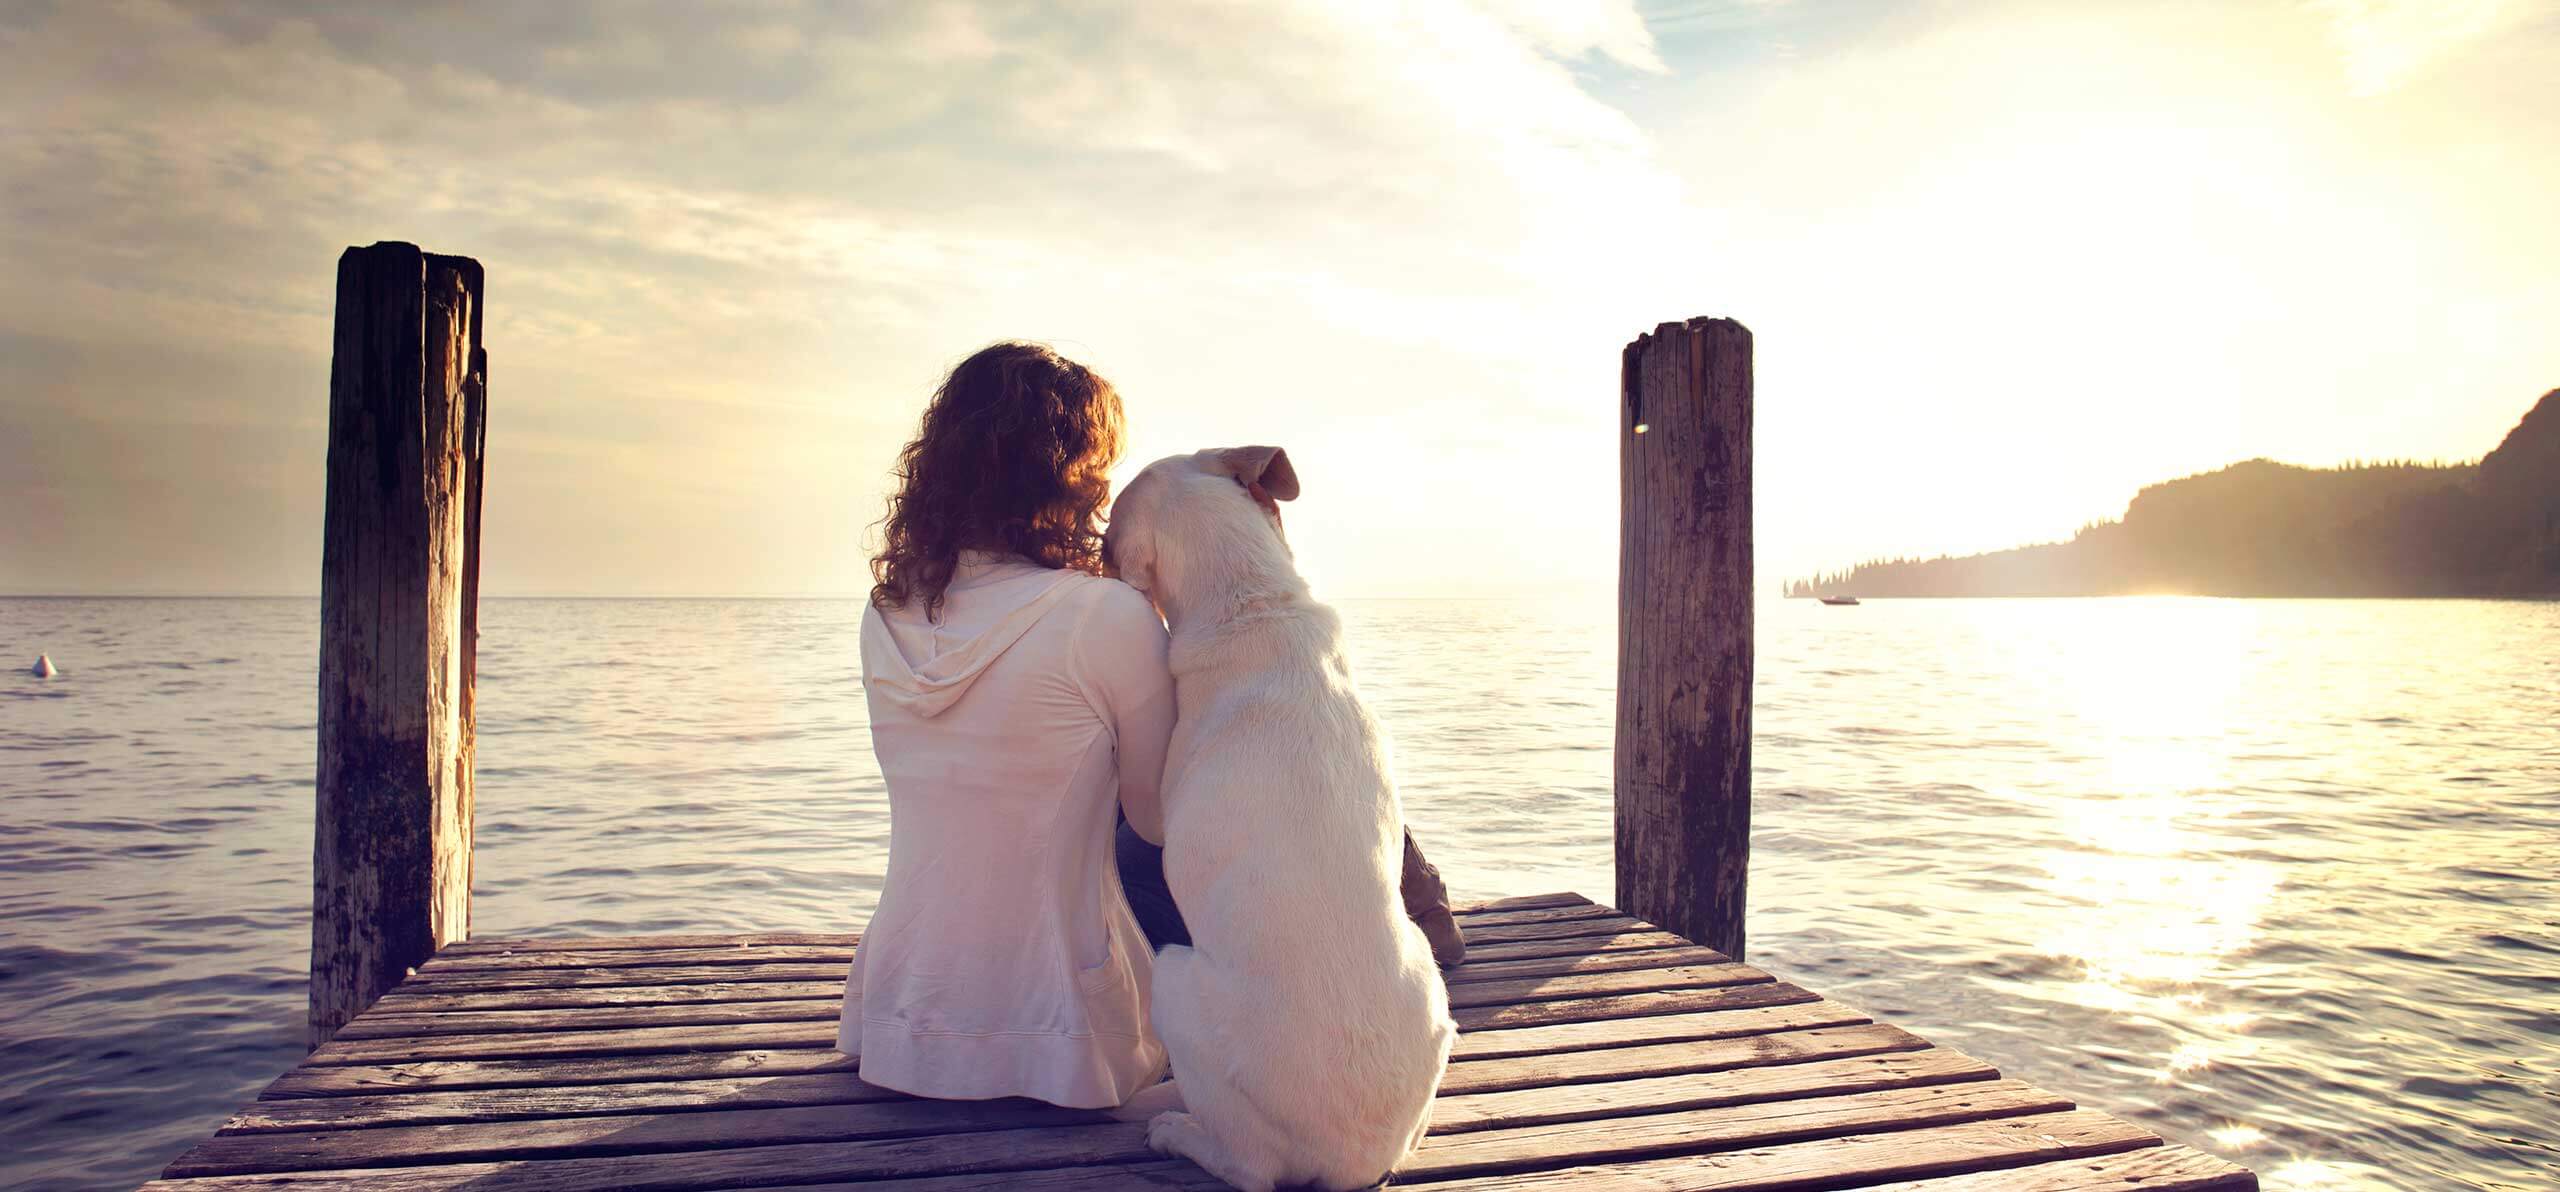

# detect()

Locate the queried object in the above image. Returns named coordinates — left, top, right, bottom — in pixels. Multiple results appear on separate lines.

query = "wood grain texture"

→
left=395, top=961, right=852, bottom=995
left=1617, top=316, right=1753, bottom=962
left=169, top=1096, right=1112, bottom=1177
left=159, top=902, right=2253, bottom=1191
left=304, top=1020, right=840, bottom=1066
left=1403, top=1081, right=2072, bottom=1182
left=224, top=1072, right=909, bottom=1133
left=1440, top=1024, right=1928, bottom=1096
left=1459, top=930, right=1694, bottom=965
left=336, top=996, right=844, bottom=1039
left=1445, top=962, right=1771, bottom=1010
left=310, top=242, right=484, bottom=1050
left=1431, top=1047, right=1998, bottom=1134
left=262, top=1048, right=864, bottom=1100
left=1428, top=1110, right=2165, bottom=1190
left=1452, top=999, right=1871, bottom=1061
left=370, top=977, right=846, bottom=1013
left=1444, top=944, right=1733, bottom=987
left=1451, top=979, right=1815, bottom=1032
left=1863, top=1144, right=2258, bottom=1190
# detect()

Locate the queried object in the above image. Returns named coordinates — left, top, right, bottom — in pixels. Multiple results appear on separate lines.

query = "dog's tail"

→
left=1107, top=1077, right=1185, bottom=1122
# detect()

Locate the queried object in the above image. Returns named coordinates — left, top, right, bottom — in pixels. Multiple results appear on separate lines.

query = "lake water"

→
left=2, top=595, right=2555, bottom=1190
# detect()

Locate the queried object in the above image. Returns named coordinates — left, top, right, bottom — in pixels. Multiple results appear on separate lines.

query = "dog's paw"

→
left=1145, top=1110, right=1198, bottom=1156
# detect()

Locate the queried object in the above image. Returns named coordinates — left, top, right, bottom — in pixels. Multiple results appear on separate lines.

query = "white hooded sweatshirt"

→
left=839, top=551, right=1174, bottom=1108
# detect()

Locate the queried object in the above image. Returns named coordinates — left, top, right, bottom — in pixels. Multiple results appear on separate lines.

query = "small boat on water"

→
left=1819, top=595, right=1860, bottom=606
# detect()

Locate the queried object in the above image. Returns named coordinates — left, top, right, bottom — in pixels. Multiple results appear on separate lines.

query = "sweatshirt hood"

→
left=862, top=555, right=1084, bottom=719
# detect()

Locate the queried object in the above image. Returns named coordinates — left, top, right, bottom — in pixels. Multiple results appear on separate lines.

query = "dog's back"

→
left=1156, top=605, right=1455, bottom=1189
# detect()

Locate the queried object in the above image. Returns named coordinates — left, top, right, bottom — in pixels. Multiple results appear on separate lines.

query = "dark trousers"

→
left=1114, top=816, right=1190, bottom=950
left=1111, top=815, right=1467, bottom=968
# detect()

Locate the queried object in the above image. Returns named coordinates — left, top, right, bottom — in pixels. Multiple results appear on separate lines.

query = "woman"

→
left=838, top=342, right=1173, bottom=1109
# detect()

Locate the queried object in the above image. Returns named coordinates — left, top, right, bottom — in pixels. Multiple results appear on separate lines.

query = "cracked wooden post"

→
left=311, top=241, right=487, bottom=1048
left=1617, top=317, right=1753, bottom=961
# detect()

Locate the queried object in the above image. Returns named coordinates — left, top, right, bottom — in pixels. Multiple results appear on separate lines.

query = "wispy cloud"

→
left=0, top=0, right=1693, bottom=594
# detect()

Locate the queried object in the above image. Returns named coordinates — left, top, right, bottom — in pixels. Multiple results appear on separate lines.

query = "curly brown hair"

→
left=870, top=342, right=1126, bottom=619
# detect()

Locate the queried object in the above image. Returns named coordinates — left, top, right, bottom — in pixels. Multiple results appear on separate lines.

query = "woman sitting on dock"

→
left=841, top=341, right=1175, bottom=1110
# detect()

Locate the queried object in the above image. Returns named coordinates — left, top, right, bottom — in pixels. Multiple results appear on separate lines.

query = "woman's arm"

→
left=1077, top=583, right=1176, bottom=845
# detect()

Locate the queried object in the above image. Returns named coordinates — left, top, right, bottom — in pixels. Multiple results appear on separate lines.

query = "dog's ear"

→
left=1212, top=446, right=1298, bottom=502
left=1105, top=525, right=1154, bottom=593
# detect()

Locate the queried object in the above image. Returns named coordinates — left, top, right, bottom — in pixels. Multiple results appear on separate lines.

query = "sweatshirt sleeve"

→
left=1074, top=580, right=1176, bottom=845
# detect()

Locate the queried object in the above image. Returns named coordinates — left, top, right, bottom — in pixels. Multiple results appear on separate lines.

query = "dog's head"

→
left=1104, top=446, right=1299, bottom=607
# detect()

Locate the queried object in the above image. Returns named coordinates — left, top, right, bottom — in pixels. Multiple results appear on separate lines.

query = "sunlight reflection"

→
left=2209, top=1123, right=2267, bottom=1150
left=2011, top=599, right=2283, bottom=1079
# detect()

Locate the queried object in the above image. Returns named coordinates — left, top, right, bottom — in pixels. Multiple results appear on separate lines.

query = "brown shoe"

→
left=1399, top=829, right=1466, bottom=968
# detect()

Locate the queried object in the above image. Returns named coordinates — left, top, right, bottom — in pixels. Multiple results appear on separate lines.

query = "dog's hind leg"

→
left=1148, top=1110, right=1277, bottom=1192
left=1147, top=947, right=1289, bottom=1191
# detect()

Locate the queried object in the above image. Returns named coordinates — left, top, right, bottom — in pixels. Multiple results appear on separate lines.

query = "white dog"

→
left=1104, top=446, right=1456, bottom=1192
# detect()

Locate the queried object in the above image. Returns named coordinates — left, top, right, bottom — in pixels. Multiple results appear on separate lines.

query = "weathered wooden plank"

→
left=1454, top=892, right=1598, bottom=915
left=394, top=962, right=849, bottom=995
left=442, top=934, right=858, bottom=955
left=1863, top=1144, right=2257, bottom=1191
left=337, top=997, right=843, bottom=1039
left=755, top=1163, right=1224, bottom=1192
left=1456, top=915, right=1653, bottom=945
left=1445, top=962, right=1769, bottom=1010
left=225, top=1072, right=909, bottom=1133
left=1441, top=1024, right=1927, bottom=1096
left=304, top=1020, right=839, bottom=1066
left=1452, top=979, right=1815, bottom=1032
left=1448, top=903, right=1626, bottom=930
left=418, top=945, right=856, bottom=974
left=371, top=979, right=844, bottom=1014
left=1427, top=1110, right=2162, bottom=1190
left=263, top=1048, right=863, bottom=1100
left=1458, top=930, right=1692, bottom=965
left=1433, top=1047, right=1995, bottom=1134
left=1453, top=1000, right=1871, bottom=1062
left=147, top=1121, right=1161, bottom=1190
left=1404, top=1081, right=2071, bottom=1182
left=168, top=1095, right=1112, bottom=1178
left=1444, top=944, right=1732, bottom=987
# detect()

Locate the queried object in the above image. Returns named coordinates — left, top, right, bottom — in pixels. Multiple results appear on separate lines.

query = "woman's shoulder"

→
left=1058, top=573, right=1164, bottom=642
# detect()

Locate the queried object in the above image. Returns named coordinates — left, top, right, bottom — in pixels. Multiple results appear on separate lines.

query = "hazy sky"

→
left=4, top=0, right=2555, bottom=597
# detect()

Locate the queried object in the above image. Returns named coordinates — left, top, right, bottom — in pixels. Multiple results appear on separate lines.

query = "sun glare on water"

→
left=2007, top=601, right=2284, bottom=1068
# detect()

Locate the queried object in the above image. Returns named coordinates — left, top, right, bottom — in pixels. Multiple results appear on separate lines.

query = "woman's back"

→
left=841, top=550, right=1173, bottom=1109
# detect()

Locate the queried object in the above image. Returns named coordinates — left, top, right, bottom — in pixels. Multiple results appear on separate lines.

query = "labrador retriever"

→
left=1103, top=446, right=1456, bottom=1192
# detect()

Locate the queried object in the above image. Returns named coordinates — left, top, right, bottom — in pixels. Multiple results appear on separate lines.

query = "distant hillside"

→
left=1790, top=388, right=2560, bottom=599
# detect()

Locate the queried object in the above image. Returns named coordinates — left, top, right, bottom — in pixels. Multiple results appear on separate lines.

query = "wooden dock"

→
left=219, top=262, right=2253, bottom=1190
left=144, top=893, right=2254, bottom=1191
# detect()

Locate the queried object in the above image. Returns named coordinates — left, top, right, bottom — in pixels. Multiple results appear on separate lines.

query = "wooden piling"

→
left=1616, top=317, right=1753, bottom=961
left=311, top=242, right=487, bottom=1048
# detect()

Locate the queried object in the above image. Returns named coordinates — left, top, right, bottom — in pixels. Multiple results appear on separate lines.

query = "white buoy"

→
left=32, top=654, right=57, bottom=678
